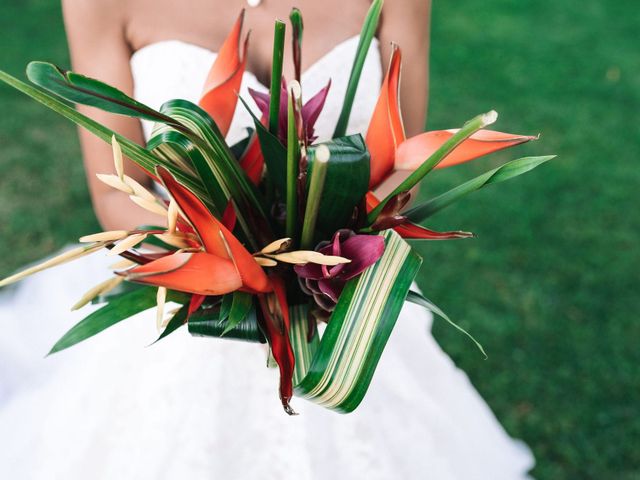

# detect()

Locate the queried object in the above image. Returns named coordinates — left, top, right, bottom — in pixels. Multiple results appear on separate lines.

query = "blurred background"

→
left=0, top=0, right=638, bottom=477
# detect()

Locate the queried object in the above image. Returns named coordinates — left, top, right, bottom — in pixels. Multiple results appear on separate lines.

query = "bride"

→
left=0, top=0, right=534, bottom=478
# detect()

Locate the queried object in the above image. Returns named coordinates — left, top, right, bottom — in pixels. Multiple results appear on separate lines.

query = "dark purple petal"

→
left=313, top=292, right=336, bottom=312
left=302, top=80, right=331, bottom=139
left=317, top=278, right=343, bottom=303
left=294, top=262, right=324, bottom=280
left=337, top=235, right=385, bottom=280
left=248, top=88, right=270, bottom=118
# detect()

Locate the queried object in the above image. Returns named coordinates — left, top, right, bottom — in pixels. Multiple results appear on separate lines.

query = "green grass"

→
left=0, top=0, right=638, bottom=478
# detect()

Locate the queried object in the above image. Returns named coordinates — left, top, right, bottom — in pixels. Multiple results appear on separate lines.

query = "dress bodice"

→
left=130, top=36, right=382, bottom=145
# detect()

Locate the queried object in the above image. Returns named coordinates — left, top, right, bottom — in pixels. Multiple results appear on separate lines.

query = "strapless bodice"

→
left=130, top=36, right=382, bottom=145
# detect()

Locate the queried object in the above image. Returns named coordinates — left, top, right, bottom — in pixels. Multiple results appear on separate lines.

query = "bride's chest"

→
left=126, top=0, right=372, bottom=84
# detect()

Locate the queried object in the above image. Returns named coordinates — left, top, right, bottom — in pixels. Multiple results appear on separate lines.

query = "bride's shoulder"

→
left=62, top=0, right=129, bottom=24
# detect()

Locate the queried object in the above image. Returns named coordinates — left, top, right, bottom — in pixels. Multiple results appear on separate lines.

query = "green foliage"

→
left=306, top=135, right=370, bottom=240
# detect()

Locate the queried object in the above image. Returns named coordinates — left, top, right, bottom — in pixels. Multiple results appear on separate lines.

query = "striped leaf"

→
left=291, top=229, right=421, bottom=413
left=148, top=100, right=274, bottom=249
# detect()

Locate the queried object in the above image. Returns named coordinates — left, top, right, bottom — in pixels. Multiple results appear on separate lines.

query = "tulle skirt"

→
left=0, top=248, right=534, bottom=479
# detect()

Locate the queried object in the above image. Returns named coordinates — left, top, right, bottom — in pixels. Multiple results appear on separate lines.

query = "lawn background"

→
left=1, top=0, right=638, bottom=478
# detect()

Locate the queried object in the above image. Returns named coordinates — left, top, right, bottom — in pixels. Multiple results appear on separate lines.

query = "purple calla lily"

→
left=295, top=230, right=385, bottom=312
left=249, top=79, right=331, bottom=145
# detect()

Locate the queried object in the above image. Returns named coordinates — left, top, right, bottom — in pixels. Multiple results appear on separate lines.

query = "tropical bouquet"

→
left=0, top=1, right=552, bottom=414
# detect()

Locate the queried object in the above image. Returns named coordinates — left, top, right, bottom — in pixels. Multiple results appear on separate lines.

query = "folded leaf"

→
left=307, top=135, right=370, bottom=240
left=293, top=229, right=421, bottom=413
left=395, top=129, right=538, bottom=171
left=188, top=304, right=265, bottom=343
left=222, top=291, right=254, bottom=336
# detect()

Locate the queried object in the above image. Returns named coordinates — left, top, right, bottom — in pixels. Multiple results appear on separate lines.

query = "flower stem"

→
left=366, top=110, right=498, bottom=224
left=269, top=20, right=286, bottom=136
left=286, top=83, right=301, bottom=241
left=300, top=145, right=330, bottom=249
left=333, top=0, right=383, bottom=138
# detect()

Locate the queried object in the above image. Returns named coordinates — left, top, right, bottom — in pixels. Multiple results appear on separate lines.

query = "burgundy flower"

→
left=249, top=79, right=331, bottom=145
left=294, top=230, right=385, bottom=312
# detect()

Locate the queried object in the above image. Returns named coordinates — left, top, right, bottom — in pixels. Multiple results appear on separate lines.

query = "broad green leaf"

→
left=292, top=229, right=422, bottom=413
left=406, top=290, right=486, bottom=358
left=406, top=155, right=556, bottom=222
left=49, top=286, right=157, bottom=354
left=333, top=0, right=383, bottom=138
left=188, top=305, right=265, bottom=343
left=307, top=135, right=370, bottom=241
left=222, top=291, right=254, bottom=336
left=26, top=61, right=177, bottom=125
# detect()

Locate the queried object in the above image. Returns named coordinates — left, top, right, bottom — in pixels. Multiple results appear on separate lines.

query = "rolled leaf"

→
left=306, top=135, right=370, bottom=241
left=189, top=305, right=265, bottom=343
left=292, top=229, right=421, bottom=413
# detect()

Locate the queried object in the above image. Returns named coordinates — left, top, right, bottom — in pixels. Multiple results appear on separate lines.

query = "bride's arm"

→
left=62, top=0, right=165, bottom=231
left=375, top=0, right=431, bottom=201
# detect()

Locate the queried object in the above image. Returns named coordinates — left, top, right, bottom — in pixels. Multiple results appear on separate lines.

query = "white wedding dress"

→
left=0, top=37, right=534, bottom=479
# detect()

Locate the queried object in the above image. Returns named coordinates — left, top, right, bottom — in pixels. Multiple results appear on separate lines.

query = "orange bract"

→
left=366, top=46, right=536, bottom=190
left=199, top=11, right=249, bottom=136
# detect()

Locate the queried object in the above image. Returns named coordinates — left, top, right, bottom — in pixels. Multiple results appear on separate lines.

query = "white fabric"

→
left=0, top=37, right=534, bottom=479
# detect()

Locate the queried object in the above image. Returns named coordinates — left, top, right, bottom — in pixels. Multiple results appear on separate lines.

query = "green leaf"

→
left=222, top=291, right=254, bottom=336
left=49, top=287, right=157, bottom=354
left=333, top=0, right=384, bottom=138
left=188, top=305, right=265, bottom=343
left=405, top=155, right=556, bottom=222
left=148, top=99, right=274, bottom=249
left=405, top=290, right=487, bottom=358
left=292, top=229, right=422, bottom=413
left=307, top=135, right=370, bottom=241
left=239, top=96, right=288, bottom=193
left=151, top=302, right=190, bottom=344
left=219, top=293, right=234, bottom=321
left=26, top=61, right=178, bottom=125
left=269, top=20, right=286, bottom=135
